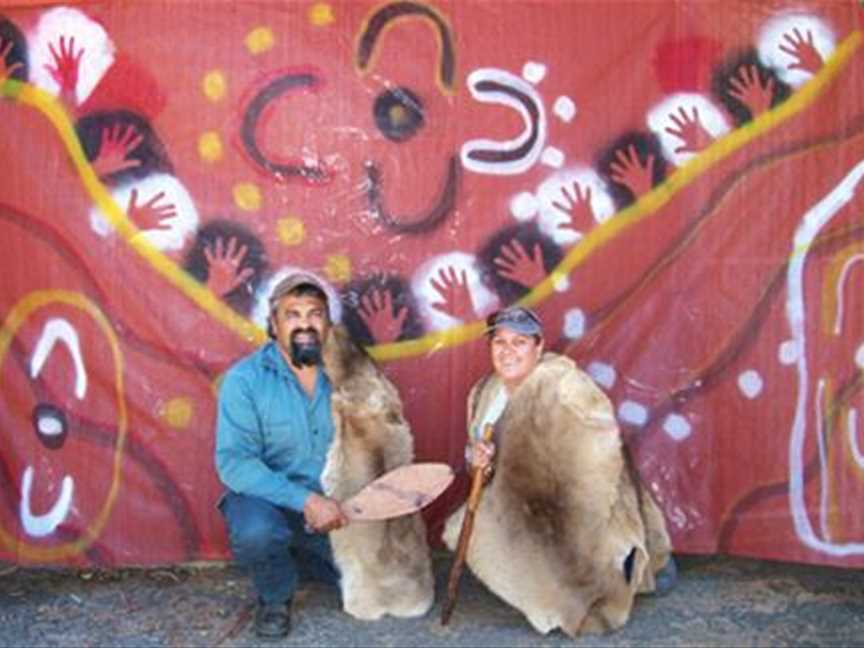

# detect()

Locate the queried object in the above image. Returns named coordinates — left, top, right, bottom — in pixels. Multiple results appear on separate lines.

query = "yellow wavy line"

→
left=1, top=30, right=860, bottom=362
left=375, top=30, right=862, bottom=360
left=1, top=80, right=264, bottom=348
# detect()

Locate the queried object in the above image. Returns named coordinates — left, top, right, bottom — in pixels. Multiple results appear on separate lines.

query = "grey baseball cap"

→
left=485, top=306, right=543, bottom=337
left=268, top=271, right=329, bottom=311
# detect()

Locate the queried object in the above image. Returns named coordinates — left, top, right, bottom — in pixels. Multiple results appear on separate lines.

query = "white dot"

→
left=38, top=416, right=63, bottom=436
left=587, top=361, right=616, bottom=389
left=855, top=343, right=864, bottom=369
left=541, top=147, right=565, bottom=168
left=779, top=339, right=800, bottom=365
left=738, top=370, right=763, bottom=399
left=618, top=400, right=648, bottom=426
left=563, top=308, right=585, bottom=339
left=553, top=96, right=576, bottom=122
left=510, top=191, right=538, bottom=221
left=522, top=61, right=547, bottom=84
left=663, top=414, right=691, bottom=441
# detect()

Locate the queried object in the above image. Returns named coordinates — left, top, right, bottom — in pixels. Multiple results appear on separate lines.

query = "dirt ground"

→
left=1, top=553, right=862, bottom=647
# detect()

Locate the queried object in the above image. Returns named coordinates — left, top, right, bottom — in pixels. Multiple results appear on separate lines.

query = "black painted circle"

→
left=373, top=87, right=424, bottom=143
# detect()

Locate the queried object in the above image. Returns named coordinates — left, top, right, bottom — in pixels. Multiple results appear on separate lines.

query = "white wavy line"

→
left=29, top=318, right=88, bottom=400
left=20, top=466, right=74, bottom=538
left=460, top=68, right=547, bottom=175
left=815, top=380, right=830, bottom=542
left=833, top=254, right=864, bottom=335
left=849, top=409, right=864, bottom=470
left=787, top=159, right=864, bottom=556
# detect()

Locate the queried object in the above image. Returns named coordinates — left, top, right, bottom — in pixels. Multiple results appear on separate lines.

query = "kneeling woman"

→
left=443, top=306, right=674, bottom=636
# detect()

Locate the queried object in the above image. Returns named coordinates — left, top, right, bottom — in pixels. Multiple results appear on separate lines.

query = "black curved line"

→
left=466, top=79, right=540, bottom=163
left=357, top=1, right=455, bottom=90
left=240, top=73, right=329, bottom=182
left=364, top=155, right=460, bottom=234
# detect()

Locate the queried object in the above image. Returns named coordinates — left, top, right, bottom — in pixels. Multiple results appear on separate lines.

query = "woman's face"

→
left=489, top=326, right=543, bottom=392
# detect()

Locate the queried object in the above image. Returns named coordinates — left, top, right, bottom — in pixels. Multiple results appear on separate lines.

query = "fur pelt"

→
left=443, top=353, right=672, bottom=636
left=319, top=325, right=434, bottom=620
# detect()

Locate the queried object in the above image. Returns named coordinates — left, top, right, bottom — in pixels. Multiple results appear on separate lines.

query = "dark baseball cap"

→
left=485, top=306, right=543, bottom=337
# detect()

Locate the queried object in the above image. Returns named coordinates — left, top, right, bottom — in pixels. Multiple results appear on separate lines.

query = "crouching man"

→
left=444, top=306, right=675, bottom=636
left=216, top=272, right=433, bottom=638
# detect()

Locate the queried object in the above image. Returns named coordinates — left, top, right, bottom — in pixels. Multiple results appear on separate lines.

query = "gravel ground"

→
left=1, top=553, right=863, bottom=647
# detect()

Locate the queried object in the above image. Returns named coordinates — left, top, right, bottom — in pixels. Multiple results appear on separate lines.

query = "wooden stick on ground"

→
left=440, top=423, right=493, bottom=626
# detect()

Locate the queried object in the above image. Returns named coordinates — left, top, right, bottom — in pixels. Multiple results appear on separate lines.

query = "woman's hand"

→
left=467, top=440, right=496, bottom=479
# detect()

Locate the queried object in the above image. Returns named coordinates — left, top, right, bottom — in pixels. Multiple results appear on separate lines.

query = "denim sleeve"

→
left=214, top=370, right=312, bottom=512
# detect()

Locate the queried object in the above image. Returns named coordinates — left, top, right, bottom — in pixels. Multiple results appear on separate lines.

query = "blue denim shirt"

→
left=215, top=341, right=335, bottom=512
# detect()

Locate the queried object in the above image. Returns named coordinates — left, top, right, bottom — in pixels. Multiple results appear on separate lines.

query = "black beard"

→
left=289, top=328, right=322, bottom=368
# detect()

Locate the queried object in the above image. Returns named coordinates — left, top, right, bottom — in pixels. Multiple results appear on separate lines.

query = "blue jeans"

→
left=219, top=492, right=340, bottom=605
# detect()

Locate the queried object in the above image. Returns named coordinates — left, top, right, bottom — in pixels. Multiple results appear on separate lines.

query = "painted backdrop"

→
left=1, top=1, right=863, bottom=568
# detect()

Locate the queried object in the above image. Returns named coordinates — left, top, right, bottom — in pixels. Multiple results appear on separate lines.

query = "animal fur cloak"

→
left=443, top=352, right=672, bottom=636
left=319, top=325, right=434, bottom=620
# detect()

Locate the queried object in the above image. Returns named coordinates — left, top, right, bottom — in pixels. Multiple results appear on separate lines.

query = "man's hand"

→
left=303, top=493, right=348, bottom=533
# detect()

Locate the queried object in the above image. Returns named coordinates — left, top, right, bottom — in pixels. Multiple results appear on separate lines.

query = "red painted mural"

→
left=1, top=1, right=863, bottom=568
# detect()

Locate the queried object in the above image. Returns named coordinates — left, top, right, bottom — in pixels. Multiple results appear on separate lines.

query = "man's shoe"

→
left=254, top=599, right=291, bottom=638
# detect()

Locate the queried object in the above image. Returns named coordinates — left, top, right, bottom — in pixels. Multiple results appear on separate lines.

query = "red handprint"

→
left=493, top=240, right=546, bottom=288
left=0, top=38, right=23, bottom=82
left=430, top=266, right=471, bottom=318
left=552, top=181, right=595, bottom=234
left=779, top=28, right=823, bottom=74
left=126, top=189, right=176, bottom=231
left=44, top=35, right=84, bottom=96
left=357, top=288, right=407, bottom=343
left=92, top=125, right=144, bottom=178
left=203, top=237, right=254, bottom=297
left=728, top=65, right=775, bottom=117
left=665, top=106, right=713, bottom=155
left=609, top=145, right=654, bottom=198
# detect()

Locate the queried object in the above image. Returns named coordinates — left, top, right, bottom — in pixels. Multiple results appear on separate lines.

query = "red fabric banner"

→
left=1, top=1, right=863, bottom=567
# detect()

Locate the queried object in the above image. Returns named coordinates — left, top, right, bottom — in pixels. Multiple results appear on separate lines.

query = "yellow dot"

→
left=202, top=70, right=227, bottom=102
left=198, top=131, right=223, bottom=163
left=389, top=104, right=408, bottom=126
left=233, top=182, right=262, bottom=212
left=245, top=26, right=275, bottom=54
left=324, top=254, right=351, bottom=284
left=277, top=217, right=306, bottom=246
left=159, top=397, right=193, bottom=430
left=308, top=3, right=334, bottom=26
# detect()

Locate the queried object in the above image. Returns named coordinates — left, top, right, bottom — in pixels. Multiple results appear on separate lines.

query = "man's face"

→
left=489, top=327, right=543, bottom=391
left=270, top=293, right=330, bottom=368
